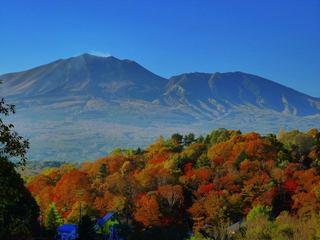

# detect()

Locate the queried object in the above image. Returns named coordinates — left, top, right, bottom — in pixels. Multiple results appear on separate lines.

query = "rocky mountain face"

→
left=1, top=54, right=319, bottom=162
left=163, top=72, right=320, bottom=117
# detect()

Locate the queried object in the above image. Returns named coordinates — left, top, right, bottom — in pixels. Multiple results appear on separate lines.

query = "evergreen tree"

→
left=171, top=133, right=183, bottom=152
left=0, top=157, right=40, bottom=239
left=78, top=215, right=96, bottom=240
left=45, top=203, right=63, bottom=231
left=98, top=163, right=107, bottom=182
left=196, top=135, right=205, bottom=143
left=171, top=133, right=183, bottom=146
left=136, top=147, right=142, bottom=154
left=183, top=133, right=195, bottom=146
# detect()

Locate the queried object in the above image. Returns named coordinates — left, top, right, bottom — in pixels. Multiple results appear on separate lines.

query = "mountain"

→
left=0, top=53, right=166, bottom=101
left=0, top=53, right=319, bottom=162
left=163, top=72, right=320, bottom=118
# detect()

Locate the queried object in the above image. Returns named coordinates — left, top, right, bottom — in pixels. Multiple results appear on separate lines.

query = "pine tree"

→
left=183, top=133, right=195, bottom=146
left=45, top=203, right=63, bottom=231
left=171, top=133, right=183, bottom=146
left=98, top=163, right=107, bottom=182
left=78, top=215, right=96, bottom=240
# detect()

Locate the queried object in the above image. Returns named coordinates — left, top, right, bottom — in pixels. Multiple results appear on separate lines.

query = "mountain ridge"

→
left=163, top=71, right=320, bottom=117
left=1, top=53, right=319, bottom=162
left=1, top=53, right=320, bottom=116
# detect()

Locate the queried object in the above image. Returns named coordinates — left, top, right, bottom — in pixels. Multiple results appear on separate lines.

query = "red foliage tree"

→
left=134, top=193, right=160, bottom=227
left=53, top=170, right=93, bottom=215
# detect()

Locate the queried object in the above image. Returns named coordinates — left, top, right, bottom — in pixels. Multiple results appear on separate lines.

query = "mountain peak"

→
left=77, top=53, right=117, bottom=61
left=0, top=53, right=167, bottom=100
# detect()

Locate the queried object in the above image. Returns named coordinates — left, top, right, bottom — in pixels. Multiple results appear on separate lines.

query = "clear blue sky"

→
left=1, top=0, right=319, bottom=96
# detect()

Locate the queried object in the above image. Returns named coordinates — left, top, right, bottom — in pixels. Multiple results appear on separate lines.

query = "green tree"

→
left=240, top=205, right=274, bottom=240
left=246, top=205, right=272, bottom=221
left=0, top=96, right=29, bottom=166
left=184, top=133, right=195, bottom=146
left=0, top=157, right=40, bottom=239
left=0, top=86, right=40, bottom=239
left=243, top=215, right=274, bottom=240
left=196, top=135, right=205, bottom=143
left=98, top=163, right=108, bottom=182
left=207, top=128, right=241, bottom=146
left=171, top=133, right=183, bottom=152
left=45, top=203, right=63, bottom=231
left=78, top=215, right=96, bottom=240
left=233, top=151, right=248, bottom=170
left=171, top=133, right=183, bottom=146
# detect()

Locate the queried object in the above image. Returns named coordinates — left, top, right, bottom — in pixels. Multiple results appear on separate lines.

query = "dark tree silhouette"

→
left=0, top=85, right=40, bottom=239
left=78, top=215, right=96, bottom=240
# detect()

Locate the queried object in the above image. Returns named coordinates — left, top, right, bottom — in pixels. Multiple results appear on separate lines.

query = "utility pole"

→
left=79, top=202, right=82, bottom=223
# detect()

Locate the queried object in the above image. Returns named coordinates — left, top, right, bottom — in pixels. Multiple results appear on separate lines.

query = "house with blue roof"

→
left=56, top=224, right=78, bottom=240
left=95, top=212, right=121, bottom=240
left=56, top=212, right=121, bottom=240
left=95, top=212, right=115, bottom=230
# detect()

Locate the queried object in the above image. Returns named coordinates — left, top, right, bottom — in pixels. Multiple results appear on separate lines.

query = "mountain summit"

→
left=0, top=53, right=167, bottom=101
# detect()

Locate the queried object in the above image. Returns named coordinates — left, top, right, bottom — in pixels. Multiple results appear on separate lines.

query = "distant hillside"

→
left=0, top=53, right=319, bottom=162
left=163, top=72, right=320, bottom=117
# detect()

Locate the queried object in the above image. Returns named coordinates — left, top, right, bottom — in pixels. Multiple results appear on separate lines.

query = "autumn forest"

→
left=24, top=127, right=320, bottom=239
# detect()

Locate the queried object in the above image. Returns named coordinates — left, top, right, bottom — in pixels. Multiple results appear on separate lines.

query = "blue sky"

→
left=1, top=0, right=319, bottom=96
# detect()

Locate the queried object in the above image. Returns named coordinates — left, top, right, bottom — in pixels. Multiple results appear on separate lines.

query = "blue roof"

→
left=57, top=224, right=78, bottom=233
left=96, top=212, right=114, bottom=227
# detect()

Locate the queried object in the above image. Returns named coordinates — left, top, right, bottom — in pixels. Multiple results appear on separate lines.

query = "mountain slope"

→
left=163, top=72, right=320, bottom=117
left=0, top=53, right=167, bottom=101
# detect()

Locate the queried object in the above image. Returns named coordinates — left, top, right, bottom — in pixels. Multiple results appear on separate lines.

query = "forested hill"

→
left=27, top=128, right=320, bottom=239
